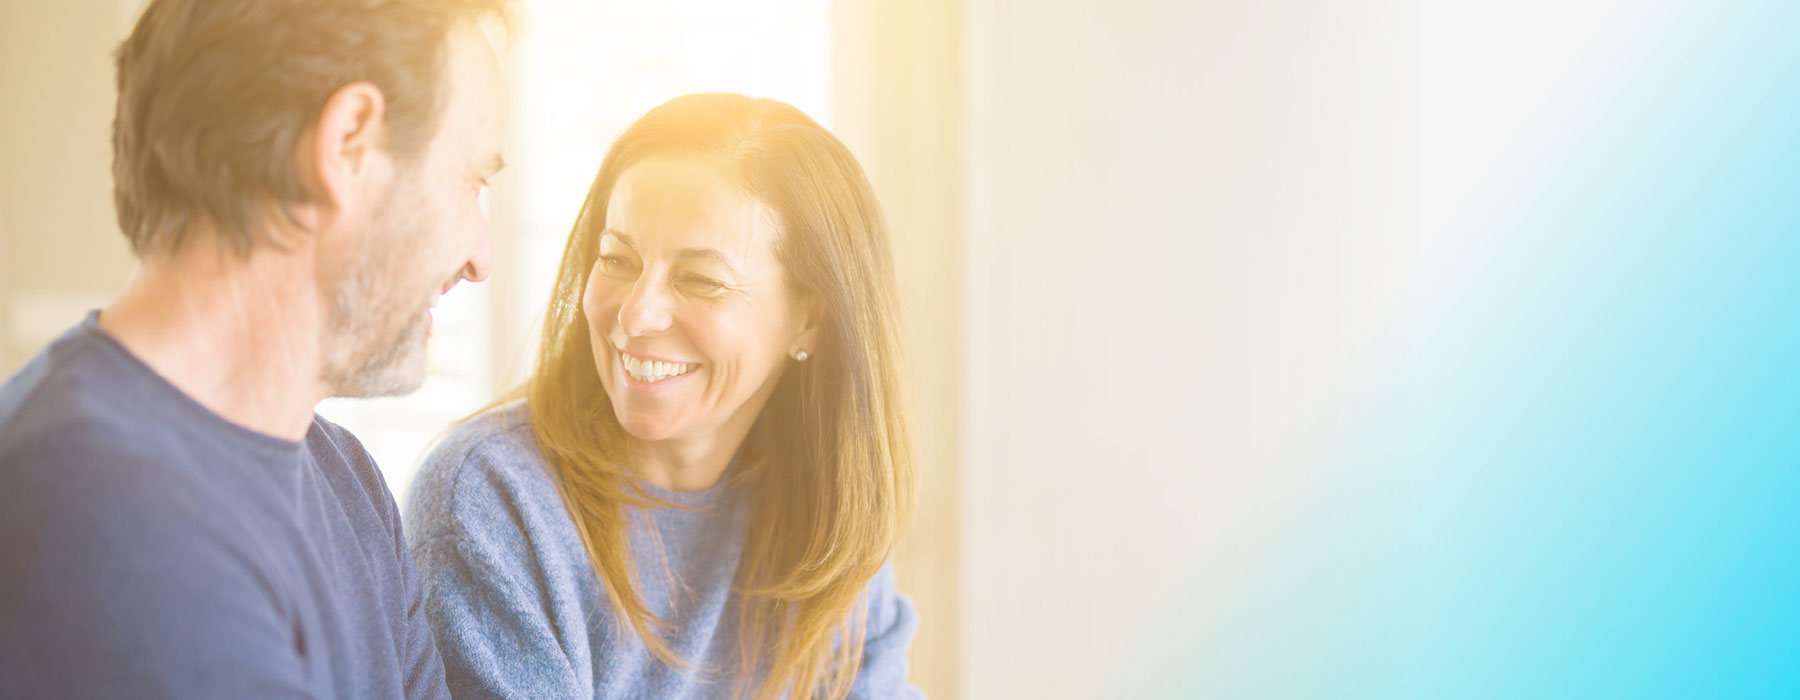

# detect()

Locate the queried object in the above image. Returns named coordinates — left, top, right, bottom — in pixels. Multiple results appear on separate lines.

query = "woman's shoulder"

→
left=403, top=402, right=602, bottom=636
left=404, top=401, right=564, bottom=539
left=425, top=400, right=542, bottom=466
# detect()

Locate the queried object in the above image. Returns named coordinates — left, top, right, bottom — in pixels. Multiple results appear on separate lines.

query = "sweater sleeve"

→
left=848, top=560, right=927, bottom=700
left=405, top=439, right=592, bottom=700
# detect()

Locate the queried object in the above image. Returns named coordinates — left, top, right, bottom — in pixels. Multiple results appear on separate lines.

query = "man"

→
left=0, top=0, right=512, bottom=697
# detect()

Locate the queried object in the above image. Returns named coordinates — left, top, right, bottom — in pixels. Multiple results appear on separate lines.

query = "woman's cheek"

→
left=582, top=269, right=609, bottom=325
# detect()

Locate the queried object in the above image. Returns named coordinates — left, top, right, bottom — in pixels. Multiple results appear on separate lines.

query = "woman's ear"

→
left=791, top=294, right=823, bottom=358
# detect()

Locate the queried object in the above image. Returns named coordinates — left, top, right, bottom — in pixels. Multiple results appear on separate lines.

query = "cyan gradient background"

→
left=1125, top=2, right=1799, bottom=697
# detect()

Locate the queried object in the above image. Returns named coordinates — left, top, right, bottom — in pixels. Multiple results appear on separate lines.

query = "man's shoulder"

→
left=0, top=318, right=278, bottom=564
left=0, top=319, right=141, bottom=454
left=301, top=412, right=422, bottom=550
left=0, top=407, right=259, bottom=593
left=0, top=337, right=236, bottom=542
left=0, top=424, right=313, bottom=699
left=305, top=413, right=383, bottom=484
left=0, top=329, right=196, bottom=513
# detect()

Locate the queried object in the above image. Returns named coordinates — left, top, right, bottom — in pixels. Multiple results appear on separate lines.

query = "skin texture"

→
left=583, top=158, right=818, bottom=491
left=97, top=21, right=508, bottom=439
left=318, top=21, right=509, bottom=397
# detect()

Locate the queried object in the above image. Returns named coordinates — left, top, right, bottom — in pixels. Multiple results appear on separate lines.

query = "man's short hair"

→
left=111, top=0, right=514, bottom=256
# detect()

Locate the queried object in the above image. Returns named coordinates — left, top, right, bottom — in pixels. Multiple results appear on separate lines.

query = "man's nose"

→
left=461, top=222, right=494, bottom=283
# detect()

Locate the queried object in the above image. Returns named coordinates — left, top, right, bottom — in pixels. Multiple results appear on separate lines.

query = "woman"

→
left=404, top=93, right=922, bottom=700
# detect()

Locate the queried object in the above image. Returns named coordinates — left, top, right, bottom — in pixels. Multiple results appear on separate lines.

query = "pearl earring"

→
left=794, top=350, right=809, bottom=362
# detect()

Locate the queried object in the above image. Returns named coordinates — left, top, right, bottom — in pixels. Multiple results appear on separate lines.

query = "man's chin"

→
left=328, top=335, right=429, bottom=399
left=343, top=366, right=427, bottom=399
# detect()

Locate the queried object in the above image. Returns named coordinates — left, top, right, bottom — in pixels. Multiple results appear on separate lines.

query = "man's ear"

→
left=295, top=82, right=390, bottom=214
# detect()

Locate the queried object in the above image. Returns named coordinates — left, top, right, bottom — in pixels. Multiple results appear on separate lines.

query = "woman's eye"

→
left=600, top=255, right=637, bottom=274
left=681, top=275, right=725, bottom=294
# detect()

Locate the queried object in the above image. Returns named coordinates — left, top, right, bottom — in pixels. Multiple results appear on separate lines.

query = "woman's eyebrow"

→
left=601, top=228, right=636, bottom=250
left=602, top=229, right=742, bottom=275
left=674, top=248, right=741, bottom=275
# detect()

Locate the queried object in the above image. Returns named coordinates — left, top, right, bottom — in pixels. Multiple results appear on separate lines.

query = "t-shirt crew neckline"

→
left=82, top=310, right=307, bottom=461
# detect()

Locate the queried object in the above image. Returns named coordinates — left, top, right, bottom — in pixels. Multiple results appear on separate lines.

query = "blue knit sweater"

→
left=403, top=403, right=924, bottom=699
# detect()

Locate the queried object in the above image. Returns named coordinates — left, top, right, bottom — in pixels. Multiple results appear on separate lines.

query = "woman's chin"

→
left=616, top=412, right=685, bottom=443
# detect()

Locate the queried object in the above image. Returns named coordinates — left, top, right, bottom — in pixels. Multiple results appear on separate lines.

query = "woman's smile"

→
left=616, top=347, right=701, bottom=390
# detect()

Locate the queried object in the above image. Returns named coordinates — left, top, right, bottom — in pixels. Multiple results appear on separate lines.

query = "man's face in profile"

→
left=321, top=22, right=509, bottom=398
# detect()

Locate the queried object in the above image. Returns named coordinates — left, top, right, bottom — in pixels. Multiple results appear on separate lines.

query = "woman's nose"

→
left=617, top=275, right=673, bottom=336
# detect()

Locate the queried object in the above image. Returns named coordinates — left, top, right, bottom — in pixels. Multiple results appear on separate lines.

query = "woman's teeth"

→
left=620, top=351, right=697, bottom=382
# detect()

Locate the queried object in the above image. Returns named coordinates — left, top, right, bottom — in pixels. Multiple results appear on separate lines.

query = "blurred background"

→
left=3, top=0, right=1796, bottom=698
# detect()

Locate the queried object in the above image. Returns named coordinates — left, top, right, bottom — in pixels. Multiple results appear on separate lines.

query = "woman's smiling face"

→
left=584, top=158, right=815, bottom=444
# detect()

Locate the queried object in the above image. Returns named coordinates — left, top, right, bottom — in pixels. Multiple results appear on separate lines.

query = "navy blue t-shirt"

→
left=0, top=313, right=450, bottom=700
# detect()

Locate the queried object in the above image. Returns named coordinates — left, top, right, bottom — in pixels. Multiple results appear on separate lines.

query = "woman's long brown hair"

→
left=518, top=93, right=915, bottom=699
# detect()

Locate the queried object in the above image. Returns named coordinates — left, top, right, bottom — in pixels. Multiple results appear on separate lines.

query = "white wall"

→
left=960, top=1, right=1417, bottom=697
left=0, top=0, right=142, bottom=376
left=833, top=1, right=966, bottom=696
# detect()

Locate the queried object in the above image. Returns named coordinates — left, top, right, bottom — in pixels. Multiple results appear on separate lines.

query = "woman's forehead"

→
left=604, top=159, right=781, bottom=262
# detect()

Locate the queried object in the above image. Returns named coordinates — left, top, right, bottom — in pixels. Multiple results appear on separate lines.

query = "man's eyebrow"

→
left=601, top=229, right=741, bottom=274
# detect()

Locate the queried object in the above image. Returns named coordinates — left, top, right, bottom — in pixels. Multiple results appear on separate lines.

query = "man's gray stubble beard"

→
left=319, top=183, right=437, bottom=399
